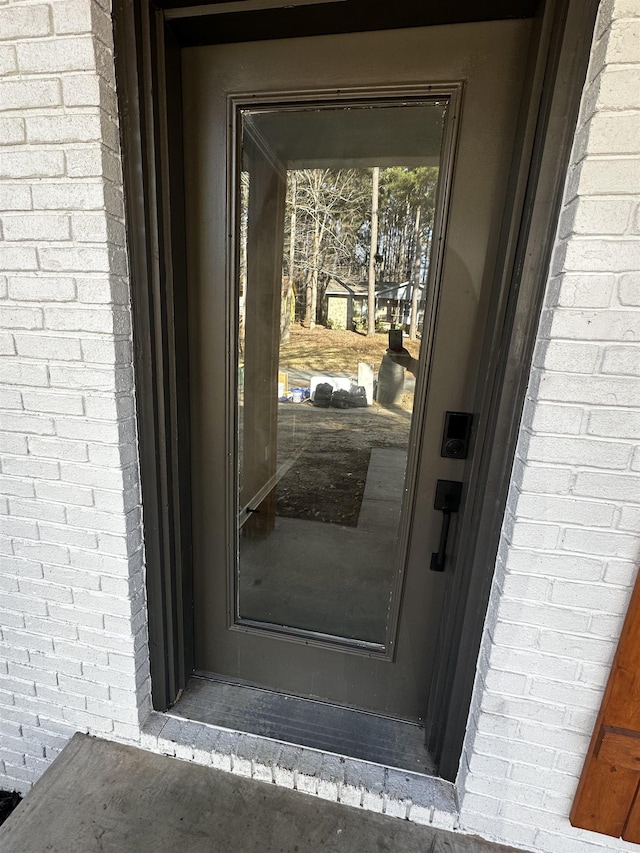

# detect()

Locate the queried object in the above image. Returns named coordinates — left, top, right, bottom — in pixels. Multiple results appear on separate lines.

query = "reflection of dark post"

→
left=376, top=353, right=405, bottom=407
left=242, top=147, right=287, bottom=537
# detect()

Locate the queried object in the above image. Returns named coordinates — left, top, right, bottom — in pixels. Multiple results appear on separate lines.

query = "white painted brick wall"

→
left=458, top=2, right=640, bottom=851
left=0, top=0, right=150, bottom=794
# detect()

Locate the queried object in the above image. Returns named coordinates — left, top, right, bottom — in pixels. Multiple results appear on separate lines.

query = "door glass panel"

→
left=236, top=100, right=447, bottom=649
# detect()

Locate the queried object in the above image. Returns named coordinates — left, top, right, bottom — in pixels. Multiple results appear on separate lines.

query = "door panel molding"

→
left=112, top=0, right=599, bottom=776
left=220, top=85, right=463, bottom=661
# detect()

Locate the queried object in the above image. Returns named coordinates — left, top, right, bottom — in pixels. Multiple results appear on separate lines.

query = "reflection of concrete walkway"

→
left=239, top=448, right=407, bottom=645
left=357, top=447, right=406, bottom=532
left=240, top=516, right=396, bottom=644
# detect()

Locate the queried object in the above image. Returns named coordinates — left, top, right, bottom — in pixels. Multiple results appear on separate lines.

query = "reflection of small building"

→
left=323, top=277, right=423, bottom=330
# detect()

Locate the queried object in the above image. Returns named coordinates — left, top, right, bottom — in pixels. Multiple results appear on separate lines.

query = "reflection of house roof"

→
left=325, top=277, right=422, bottom=300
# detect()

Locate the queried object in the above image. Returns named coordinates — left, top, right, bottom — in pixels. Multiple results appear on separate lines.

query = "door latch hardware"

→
left=430, top=479, right=463, bottom=572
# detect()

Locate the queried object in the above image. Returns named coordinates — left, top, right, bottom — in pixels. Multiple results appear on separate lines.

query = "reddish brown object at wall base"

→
left=571, top=567, right=640, bottom=842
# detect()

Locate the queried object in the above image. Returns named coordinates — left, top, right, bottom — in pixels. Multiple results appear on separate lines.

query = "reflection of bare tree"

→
left=238, top=171, right=249, bottom=358
left=281, top=171, right=297, bottom=344
left=285, top=168, right=370, bottom=329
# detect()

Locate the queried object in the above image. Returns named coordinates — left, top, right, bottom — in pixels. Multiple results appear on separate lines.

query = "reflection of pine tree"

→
left=367, top=167, right=379, bottom=337
left=376, top=167, right=439, bottom=282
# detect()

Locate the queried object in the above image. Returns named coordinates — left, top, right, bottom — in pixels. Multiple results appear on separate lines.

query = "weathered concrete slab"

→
left=0, top=734, right=524, bottom=853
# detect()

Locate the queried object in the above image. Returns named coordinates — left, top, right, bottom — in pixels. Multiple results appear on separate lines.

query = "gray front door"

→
left=183, top=20, right=531, bottom=721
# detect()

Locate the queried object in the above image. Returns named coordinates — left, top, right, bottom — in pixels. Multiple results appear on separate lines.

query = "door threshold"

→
left=140, top=676, right=458, bottom=829
left=176, top=674, right=434, bottom=773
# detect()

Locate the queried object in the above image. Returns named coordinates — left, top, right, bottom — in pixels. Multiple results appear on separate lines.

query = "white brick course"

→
left=15, top=334, right=81, bottom=360
left=0, top=185, right=31, bottom=210
left=4, top=217, right=71, bottom=243
left=0, top=150, right=64, bottom=179
left=459, top=3, right=640, bottom=851
left=0, top=118, right=26, bottom=147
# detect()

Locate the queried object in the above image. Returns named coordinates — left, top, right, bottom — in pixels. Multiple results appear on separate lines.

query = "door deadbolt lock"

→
left=441, top=411, right=473, bottom=459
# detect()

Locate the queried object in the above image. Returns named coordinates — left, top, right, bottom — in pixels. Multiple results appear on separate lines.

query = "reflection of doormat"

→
left=0, top=790, right=22, bottom=827
left=276, top=448, right=370, bottom=527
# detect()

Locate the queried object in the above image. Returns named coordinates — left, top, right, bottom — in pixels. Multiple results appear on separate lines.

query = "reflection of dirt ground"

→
left=275, top=402, right=412, bottom=527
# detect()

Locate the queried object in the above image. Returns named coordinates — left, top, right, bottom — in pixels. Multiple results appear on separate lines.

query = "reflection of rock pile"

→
left=306, top=362, right=375, bottom=406
left=312, top=383, right=368, bottom=409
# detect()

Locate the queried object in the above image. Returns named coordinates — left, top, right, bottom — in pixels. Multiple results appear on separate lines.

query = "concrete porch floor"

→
left=0, top=734, right=525, bottom=853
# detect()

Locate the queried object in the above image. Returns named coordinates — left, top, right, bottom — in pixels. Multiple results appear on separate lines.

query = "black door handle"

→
left=430, top=479, right=462, bottom=572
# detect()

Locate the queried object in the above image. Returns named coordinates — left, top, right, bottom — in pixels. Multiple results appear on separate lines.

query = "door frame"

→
left=112, top=0, right=599, bottom=781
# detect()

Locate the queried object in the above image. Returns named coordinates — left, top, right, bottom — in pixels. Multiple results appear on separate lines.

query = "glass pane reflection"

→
left=236, top=101, right=446, bottom=647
